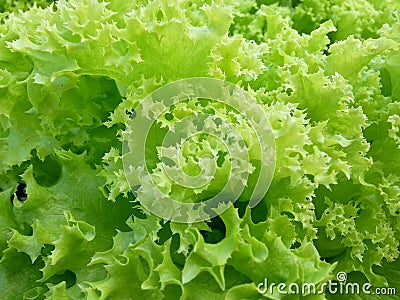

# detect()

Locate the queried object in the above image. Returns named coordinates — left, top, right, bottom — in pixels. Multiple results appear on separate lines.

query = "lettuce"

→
left=0, top=0, right=54, bottom=13
left=0, top=0, right=399, bottom=299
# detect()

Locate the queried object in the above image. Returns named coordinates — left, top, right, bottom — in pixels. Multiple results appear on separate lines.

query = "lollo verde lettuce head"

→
left=0, top=0, right=399, bottom=299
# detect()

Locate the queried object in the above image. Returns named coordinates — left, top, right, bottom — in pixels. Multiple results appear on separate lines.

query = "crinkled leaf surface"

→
left=0, top=0, right=399, bottom=299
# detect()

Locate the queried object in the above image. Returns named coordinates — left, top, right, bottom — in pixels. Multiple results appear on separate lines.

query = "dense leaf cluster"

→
left=0, top=0, right=399, bottom=299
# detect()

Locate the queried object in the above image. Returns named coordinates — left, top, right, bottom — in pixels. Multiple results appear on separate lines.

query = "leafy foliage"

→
left=0, top=0, right=399, bottom=299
